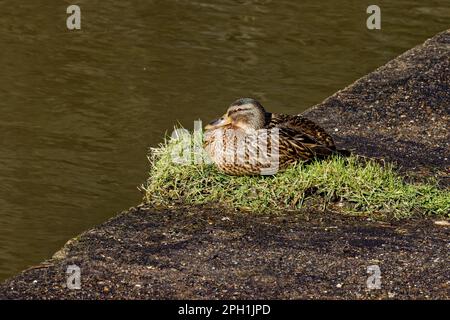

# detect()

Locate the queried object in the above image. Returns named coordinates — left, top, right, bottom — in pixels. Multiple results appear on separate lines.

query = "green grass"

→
left=143, top=135, right=450, bottom=219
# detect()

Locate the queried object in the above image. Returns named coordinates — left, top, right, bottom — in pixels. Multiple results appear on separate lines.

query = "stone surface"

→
left=0, top=205, right=449, bottom=299
left=305, top=30, right=450, bottom=185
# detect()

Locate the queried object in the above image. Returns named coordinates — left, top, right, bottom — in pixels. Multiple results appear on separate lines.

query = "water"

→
left=0, top=0, right=448, bottom=280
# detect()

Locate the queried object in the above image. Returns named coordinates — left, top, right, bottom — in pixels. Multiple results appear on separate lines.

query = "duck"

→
left=203, top=98, right=342, bottom=175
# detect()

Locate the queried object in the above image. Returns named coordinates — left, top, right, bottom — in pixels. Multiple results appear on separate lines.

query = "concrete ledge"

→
left=305, top=29, right=449, bottom=185
left=0, top=206, right=449, bottom=299
left=0, top=30, right=449, bottom=299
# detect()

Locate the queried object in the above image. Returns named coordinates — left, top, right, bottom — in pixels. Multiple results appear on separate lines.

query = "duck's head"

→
left=205, top=98, right=266, bottom=131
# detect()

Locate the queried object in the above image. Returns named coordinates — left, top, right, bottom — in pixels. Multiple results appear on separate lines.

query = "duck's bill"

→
left=205, top=114, right=231, bottom=130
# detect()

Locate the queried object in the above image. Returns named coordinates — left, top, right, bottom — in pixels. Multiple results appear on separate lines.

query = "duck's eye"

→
left=228, top=108, right=244, bottom=116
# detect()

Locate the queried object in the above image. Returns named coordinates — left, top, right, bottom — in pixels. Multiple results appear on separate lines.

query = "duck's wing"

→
left=276, top=126, right=336, bottom=160
left=267, top=113, right=336, bottom=149
left=264, top=113, right=337, bottom=160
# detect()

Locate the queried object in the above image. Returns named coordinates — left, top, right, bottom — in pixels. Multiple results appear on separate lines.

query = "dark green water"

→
left=0, top=0, right=448, bottom=280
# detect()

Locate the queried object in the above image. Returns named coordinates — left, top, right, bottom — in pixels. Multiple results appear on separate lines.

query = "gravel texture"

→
left=0, top=205, right=449, bottom=299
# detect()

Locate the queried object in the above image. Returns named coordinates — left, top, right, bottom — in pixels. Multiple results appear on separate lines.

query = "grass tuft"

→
left=143, top=135, right=450, bottom=218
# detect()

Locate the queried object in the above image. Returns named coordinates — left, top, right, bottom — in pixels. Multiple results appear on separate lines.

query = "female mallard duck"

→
left=204, top=98, right=341, bottom=175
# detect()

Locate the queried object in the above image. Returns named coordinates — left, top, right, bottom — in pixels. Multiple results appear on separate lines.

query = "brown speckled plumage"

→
left=204, top=98, right=339, bottom=175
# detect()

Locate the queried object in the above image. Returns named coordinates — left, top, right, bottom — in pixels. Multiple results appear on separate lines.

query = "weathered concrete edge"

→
left=304, top=28, right=450, bottom=182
